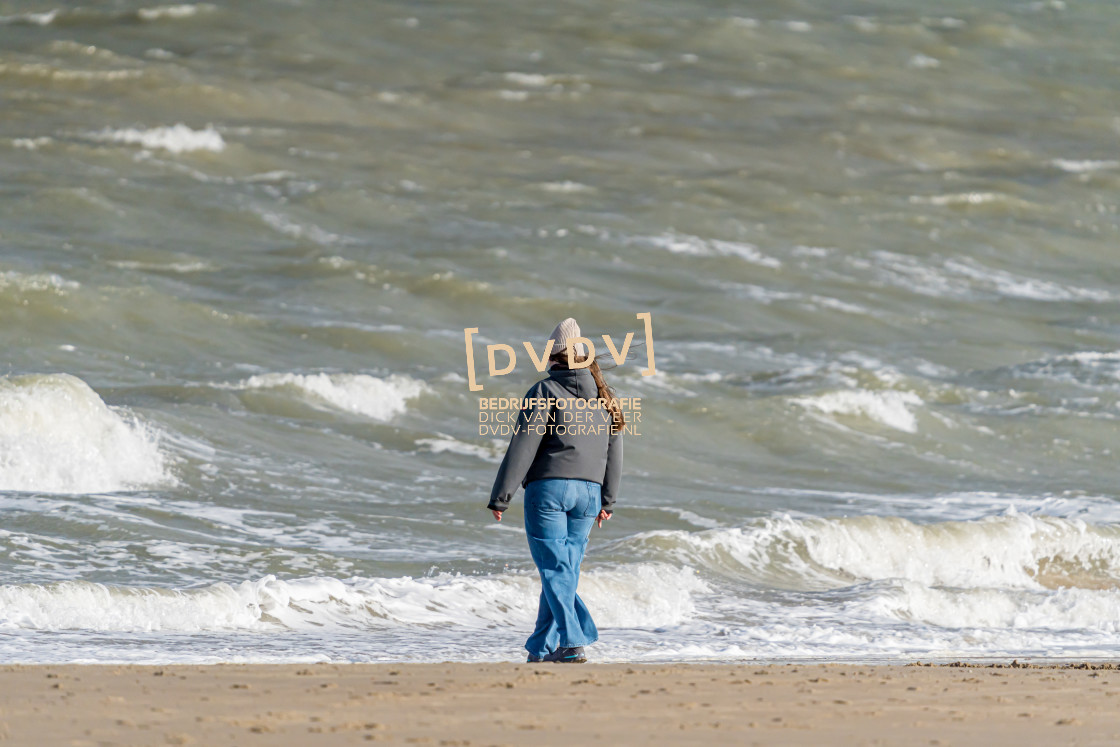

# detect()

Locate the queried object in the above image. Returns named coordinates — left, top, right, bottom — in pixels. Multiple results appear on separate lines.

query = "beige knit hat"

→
left=547, top=317, right=587, bottom=358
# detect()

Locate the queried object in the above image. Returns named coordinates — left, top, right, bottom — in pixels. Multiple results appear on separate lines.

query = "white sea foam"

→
left=0, top=270, right=78, bottom=294
left=10, top=137, right=52, bottom=151
left=794, top=389, right=922, bottom=432
left=255, top=209, right=347, bottom=245
left=501, top=72, right=584, bottom=87
left=859, top=251, right=966, bottom=299
left=0, top=564, right=705, bottom=633
left=1004, top=350, right=1120, bottom=391
left=109, top=259, right=213, bottom=273
left=2, top=64, right=143, bottom=82
left=1057, top=351, right=1120, bottom=364
left=137, top=4, right=214, bottom=21
left=809, top=295, right=869, bottom=315
left=730, top=17, right=759, bottom=29
left=621, top=513, right=1120, bottom=592
left=862, top=251, right=1110, bottom=303
left=718, top=282, right=799, bottom=304
left=90, top=124, right=225, bottom=153
left=0, top=9, right=58, bottom=25
left=636, top=233, right=781, bottom=268
left=910, top=191, right=1003, bottom=206
left=943, top=259, right=1111, bottom=302
left=866, top=582, right=1120, bottom=631
left=416, top=436, right=501, bottom=462
left=907, top=54, right=941, bottom=69
left=4, top=515, right=1120, bottom=662
left=1051, top=159, right=1119, bottom=173
left=503, top=72, right=550, bottom=87
left=536, top=181, right=593, bottom=193
left=0, top=374, right=172, bottom=494
left=231, top=373, right=429, bottom=421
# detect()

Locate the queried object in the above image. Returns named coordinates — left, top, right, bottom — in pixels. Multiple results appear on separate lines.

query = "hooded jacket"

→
left=488, top=367, right=623, bottom=514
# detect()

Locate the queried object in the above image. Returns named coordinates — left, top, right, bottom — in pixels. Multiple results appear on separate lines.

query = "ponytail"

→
left=549, top=352, right=626, bottom=434
left=589, top=359, right=626, bottom=435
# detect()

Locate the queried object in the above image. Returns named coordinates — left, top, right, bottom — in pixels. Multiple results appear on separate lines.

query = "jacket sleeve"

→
left=600, top=427, right=623, bottom=514
left=487, top=387, right=548, bottom=512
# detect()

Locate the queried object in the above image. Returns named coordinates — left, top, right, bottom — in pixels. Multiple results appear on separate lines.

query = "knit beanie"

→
left=547, top=317, right=587, bottom=358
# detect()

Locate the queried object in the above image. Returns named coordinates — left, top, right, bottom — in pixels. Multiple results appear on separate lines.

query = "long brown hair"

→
left=549, top=352, right=626, bottom=434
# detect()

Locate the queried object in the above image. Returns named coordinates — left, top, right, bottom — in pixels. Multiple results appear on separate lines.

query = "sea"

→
left=2, top=0, right=1120, bottom=665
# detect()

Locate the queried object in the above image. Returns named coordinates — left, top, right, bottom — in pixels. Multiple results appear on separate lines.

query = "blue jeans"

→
left=523, top=478, right=601, bottom=657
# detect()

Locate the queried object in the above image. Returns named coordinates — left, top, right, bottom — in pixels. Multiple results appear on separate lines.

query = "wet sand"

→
left=0, top=662, right=1117, bottom=745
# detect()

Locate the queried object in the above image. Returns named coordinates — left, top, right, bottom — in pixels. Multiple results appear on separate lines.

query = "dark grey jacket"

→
left=487, top=367, right=623, bottom=514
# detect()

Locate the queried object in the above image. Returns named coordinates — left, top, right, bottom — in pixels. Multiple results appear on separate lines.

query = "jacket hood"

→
left=547, top=367, right=598, bottom=400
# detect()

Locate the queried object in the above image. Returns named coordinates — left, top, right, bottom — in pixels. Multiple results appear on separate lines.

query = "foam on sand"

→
left=231, top=373, right=429, bottom=421
left=0, top=374, right=172, bottom=494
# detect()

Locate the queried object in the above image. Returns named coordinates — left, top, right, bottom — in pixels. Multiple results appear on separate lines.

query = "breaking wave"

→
left=227, top=372, right=429, bottom=421
left=0, top=564, right=706, bottom=633
left=0, top=374, right=172, bottom=494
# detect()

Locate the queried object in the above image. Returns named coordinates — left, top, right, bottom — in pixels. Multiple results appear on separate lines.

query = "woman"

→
left=487, top=318, right=624, bottom=663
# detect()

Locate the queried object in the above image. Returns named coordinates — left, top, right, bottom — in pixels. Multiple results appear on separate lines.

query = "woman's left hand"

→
left=595, top=510, right=611, bottom=529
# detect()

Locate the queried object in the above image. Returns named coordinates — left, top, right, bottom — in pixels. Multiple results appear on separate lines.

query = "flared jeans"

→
left=523, top=478, right=601, bottom=658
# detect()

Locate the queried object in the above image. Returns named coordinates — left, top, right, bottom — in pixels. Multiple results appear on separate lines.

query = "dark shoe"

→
left=526, top=654, right=543, bottom=663
left=542, top=646, right=586, bottom=663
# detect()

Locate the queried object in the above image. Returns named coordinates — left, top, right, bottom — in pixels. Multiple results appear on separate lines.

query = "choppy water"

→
left=2, top=0, right=1120, bottom=664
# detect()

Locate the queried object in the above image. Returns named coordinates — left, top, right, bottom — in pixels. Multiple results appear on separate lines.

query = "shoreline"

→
left=5, top=657, right=1120, bottom=667
left=2, top=661, right=1117, bottom=745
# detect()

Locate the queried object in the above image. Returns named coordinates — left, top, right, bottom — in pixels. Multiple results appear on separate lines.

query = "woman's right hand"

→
left=491, top=509, right=503, bottom=522
left=595, top=510, right=611, bottom=529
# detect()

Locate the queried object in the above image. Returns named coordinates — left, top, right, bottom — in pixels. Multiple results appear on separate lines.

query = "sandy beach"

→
left=0, top=661, right=1117, bottom=745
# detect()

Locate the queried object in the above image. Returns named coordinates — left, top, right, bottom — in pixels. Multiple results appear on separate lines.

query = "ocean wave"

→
left=0, top=5, right=213, bottom=26
left=503, top=72, right=557, bottom=87
left=616, top=513, right=1120, bottom=592
left=942, top=258, right=1111, bottom=302
left=631, top=232, right=781, bottom=269
left=866, top=581, right=1120, bottom=631
left=0, top=270, right=78, bottom=294
left=254, top=208, right=351, bottom=246
left=858, top=251, right=1110, bottom=302
left=0, top=62, right=144, bottom=83
left=536, top=181, right=593, bottom=193
left=0, top=10, right=58, bottom=25
left=1003, top=350, right=1120, bottom=391
left=1050, top=159, right=1119, bottom=173
left=228, top=373, right=429, bottom=421
left=9, top=136, right=53, bottom=151
left=794, top=388, right=923, bottom=432
left=416, top=435, right=502, bottom=462
left=89, top=124, right=225, bottom=153
left=0, top=374, right=172, bottom=494
left=137, top=4, right=215, bottom=21
left=0, top=564, right=705, bottom=633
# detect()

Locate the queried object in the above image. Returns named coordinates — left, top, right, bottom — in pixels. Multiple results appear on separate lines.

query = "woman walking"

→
left=487, top=318, right=624, bottom=663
